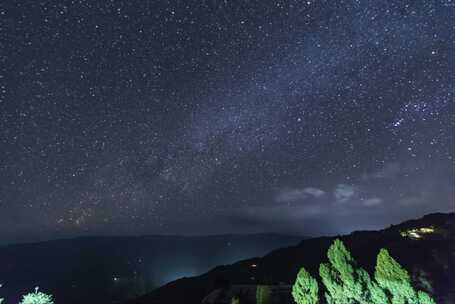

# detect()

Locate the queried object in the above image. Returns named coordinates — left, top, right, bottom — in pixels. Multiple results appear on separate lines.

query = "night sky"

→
left=1, top=0, right=454, bottom=244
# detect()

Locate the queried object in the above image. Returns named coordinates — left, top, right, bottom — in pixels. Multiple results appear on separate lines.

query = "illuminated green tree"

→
left=292, top=267, right=319, bottom=304
left=319, top=239, right=354, bottom=304
left=256, top=285, right=269, bottom=304
left=319, top=239, right=386, bottom=304
left=375, top=248, right=415, bottom=303
left=358, top=268, right=388, bottom=304
left=291, top=239, right=436, bottom=304
left=375, top=249, right=436, bottom=304
left=417, top=291, right=436, bottom=304
left=19, top=287, right=54, bottom=304
left=319, top=239, right=395, bottom=304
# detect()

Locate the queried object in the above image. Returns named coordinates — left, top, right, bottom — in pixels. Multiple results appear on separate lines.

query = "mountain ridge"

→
left=127, top=212, right=455, bottom=304
left=0, top=233, right=302, bottom=304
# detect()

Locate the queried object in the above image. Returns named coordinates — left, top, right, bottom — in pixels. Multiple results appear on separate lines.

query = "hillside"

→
left=0, top=234, right=302, bottom=304
left=127, top=213, right=455, bottom=304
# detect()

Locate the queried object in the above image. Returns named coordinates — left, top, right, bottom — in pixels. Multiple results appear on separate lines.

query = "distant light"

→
left=113, top=277, right=120, bottom=282
left=400, top=226, right=435, bottom=240
left=420, top=227, right=434, bottom=233
left=250, top=264, right=258, bottom=268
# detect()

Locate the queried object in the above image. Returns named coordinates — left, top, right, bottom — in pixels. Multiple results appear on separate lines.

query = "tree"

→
left=292, top=267, right=319, bottom=304
left=291, top=239, right=436, bottom=304
left=375, top=249, right=417, bottom=304
left=19, top=287, right=54, bottom=304
left=417, top=291, right=436, bottom=304
left=256, top=285, right=269, bottom=304
left=319, top=239, right=354, bottom=304
left=319, top=239, right=384, bottom=304
left=375, top=249, right=436, bottom=304
left=356, top=267, right=388, bottom=304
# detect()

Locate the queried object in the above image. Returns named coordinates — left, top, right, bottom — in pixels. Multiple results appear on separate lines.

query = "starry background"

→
left=1, top=0, right=454, bottom=244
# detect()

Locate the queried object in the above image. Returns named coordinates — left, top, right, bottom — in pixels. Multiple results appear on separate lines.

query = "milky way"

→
left=1, top=0, right=454, bottom=243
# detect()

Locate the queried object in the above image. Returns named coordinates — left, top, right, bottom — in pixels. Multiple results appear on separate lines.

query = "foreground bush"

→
left=19, top=287, right=53, bottom=304
left=0, top=286, right=53, bottom=304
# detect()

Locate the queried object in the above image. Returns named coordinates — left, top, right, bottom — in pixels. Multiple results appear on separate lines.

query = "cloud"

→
left=303, top=187, right=326, bottom=198
left=275, top=187, right=326, bottom=203
left=363, top=197, right=383, bottom=207
left=334, top=184, right=356, bottom=203
left=275, top=189, right=307, bottom=203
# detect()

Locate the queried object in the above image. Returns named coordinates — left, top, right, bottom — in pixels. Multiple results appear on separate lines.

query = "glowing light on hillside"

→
left=400, top=227, right=435, bottom=240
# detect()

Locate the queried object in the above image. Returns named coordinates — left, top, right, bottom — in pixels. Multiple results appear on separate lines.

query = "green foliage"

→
left=320, top=239, right=358, bottom=304
left=375, top=249, right=418, bottom=303
left=293, top=240, right=437, bottom=304
left=362, top=270, right=388, bottom=304
left=19, top=287, right=54, bottom=304
left=319, top=239, right=387, bottom=304
left=292, top=267, right=319, bottom=304
left=256, top=285, right=270, bottom=304
left=319, top=262, right=345, bottom=304
left=374, top=248, right=437, bottom=304
left=417, top=291, right=436, bottom=304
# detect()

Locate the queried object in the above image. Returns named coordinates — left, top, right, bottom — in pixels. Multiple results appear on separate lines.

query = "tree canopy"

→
left=292, top=239, right=436, bottom=304
left=292, top=267, right=319, bottom=304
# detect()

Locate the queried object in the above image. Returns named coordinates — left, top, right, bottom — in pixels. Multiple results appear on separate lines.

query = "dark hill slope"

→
left=0, top=234, right=302, bottom=304
left=128, top=213, right=455, bottom=304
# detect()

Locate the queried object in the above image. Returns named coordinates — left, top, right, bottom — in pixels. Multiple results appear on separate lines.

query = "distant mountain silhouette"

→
left=127, top=213, right=455, bottom=304
left=0, top=234, right=302, bottom=304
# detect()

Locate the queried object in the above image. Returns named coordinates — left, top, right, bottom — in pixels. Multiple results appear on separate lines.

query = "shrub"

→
left=19, top=287, right=54, bottom=304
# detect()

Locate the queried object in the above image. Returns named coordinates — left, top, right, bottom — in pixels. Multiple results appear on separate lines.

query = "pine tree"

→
left=319, top=239, right=355, bottom=304
left=291, top=239, right=437, bottom=304
left=319, top=262, right=346, bottom=304
left=357, top=268, right=388, bottom=304
left=319, top=239, right=389, bottom=304
left=375, top=249, right=436, bottom=304
left=375, top=249, right=417, bottom=304
left=19, top=287, right=54, bottom=304
left=320, top=239, right=376, bottom=304
left=292, top=267, right=319, bottom=304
